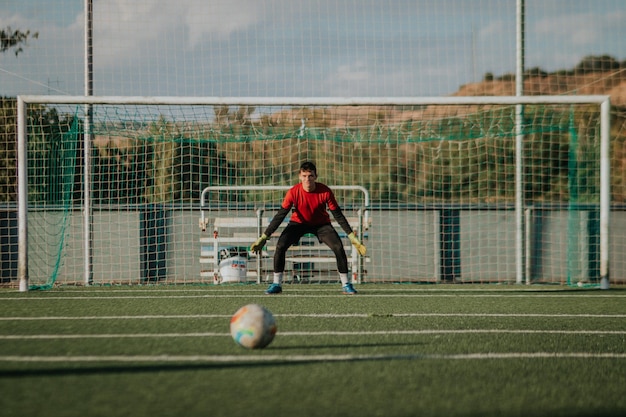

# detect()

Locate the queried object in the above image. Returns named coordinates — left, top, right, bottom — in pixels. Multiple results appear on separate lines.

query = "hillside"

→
left=454, top=70, right=626, bottom=107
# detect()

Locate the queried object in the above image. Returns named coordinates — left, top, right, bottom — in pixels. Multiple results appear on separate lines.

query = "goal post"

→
left=16, top=95, right=611, bottom=290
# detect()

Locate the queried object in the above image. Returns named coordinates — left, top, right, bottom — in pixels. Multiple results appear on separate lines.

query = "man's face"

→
left=299, top=169, right=317, bottom=192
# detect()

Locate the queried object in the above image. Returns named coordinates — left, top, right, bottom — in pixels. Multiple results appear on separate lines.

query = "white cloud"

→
left=93, top=0, right=266, bottom=65
left=528, top=9, right=626, bottom=70
left=478, top=20, right=507, bottom=40
left=605, top=9, right=626, bottom=28
left=334, top=62, right=370, bottom=82
left=533, top=13, right=600, bottom=46
left=322, top=61, right=373, bottom=96
left=184, top=1, right=265, bottom=47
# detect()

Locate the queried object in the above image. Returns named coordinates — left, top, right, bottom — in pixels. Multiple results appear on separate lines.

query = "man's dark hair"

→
left=299, top=161, right=317, bottom=175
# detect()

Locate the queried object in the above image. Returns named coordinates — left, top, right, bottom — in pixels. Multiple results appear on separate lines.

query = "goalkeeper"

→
left=250, top=161, right=366, bottom=295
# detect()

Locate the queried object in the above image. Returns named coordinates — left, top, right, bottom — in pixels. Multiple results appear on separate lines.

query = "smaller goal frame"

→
left=16, top=95, right=611, bottom=290
left=199, top=185, right=370, bottom=284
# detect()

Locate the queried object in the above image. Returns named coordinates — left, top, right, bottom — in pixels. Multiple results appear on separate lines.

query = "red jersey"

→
left=282, top=182, right=339, bottom=226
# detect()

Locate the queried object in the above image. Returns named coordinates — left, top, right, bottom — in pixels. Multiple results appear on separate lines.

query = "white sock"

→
left=339, top=273, right=349, bottom=286
left=273, top=272, right=283, bottom=285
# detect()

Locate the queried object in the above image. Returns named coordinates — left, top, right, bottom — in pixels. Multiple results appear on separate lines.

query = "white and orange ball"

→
left=230, top=304, right=277, bottom=349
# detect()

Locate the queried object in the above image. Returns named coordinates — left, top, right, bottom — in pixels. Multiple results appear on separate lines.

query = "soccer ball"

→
left=230, top=304, right=277, bottom=349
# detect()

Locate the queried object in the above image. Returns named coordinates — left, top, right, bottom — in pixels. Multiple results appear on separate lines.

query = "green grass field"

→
left=0, top=284, right=625, bottom=417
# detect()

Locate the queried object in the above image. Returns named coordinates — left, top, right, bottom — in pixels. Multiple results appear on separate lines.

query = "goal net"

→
left=15, top=96, right=610, bottom=289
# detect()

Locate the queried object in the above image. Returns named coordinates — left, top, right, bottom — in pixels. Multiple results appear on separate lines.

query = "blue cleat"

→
left=342, top=283, right=357, bottom=295
left=265, top=283, right=283, bottom=294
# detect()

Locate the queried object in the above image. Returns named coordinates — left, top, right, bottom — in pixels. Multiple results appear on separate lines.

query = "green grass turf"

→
left=0, top=284, right=625, bottom=417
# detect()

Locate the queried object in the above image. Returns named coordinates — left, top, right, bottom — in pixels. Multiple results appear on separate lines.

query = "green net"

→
left=27, top=110, right=80, bottom=290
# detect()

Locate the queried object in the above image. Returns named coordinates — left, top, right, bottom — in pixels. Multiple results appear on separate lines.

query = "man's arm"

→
left=330, top=208, right=353, bottom=236
left=331, top=208, right=367, bottom=256
left=264, top=207, right=290, bottom=237
left=250, top=207, right=290, bottom=253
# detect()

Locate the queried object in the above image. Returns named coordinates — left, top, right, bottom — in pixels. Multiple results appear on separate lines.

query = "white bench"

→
left=199, top=210, right=370, bottom=284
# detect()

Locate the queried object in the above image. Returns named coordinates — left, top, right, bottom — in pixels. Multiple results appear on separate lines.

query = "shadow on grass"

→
left=0, top=352, right=424, bottom=379
left=0, top=341, right=427, bottom=378
left=0, top=361, right=313, bottom=378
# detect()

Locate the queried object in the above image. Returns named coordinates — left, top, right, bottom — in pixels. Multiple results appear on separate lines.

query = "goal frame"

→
left=199, top=185, right=370, bottom=284
left=16, top=95, right=611, bottom=290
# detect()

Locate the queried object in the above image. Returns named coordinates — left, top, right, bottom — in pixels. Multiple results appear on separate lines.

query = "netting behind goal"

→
left=15, top=96, right=610, bottom=288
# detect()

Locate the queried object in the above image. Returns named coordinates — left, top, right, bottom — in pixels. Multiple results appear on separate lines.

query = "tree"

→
left=574, top=55, right=620, bottom=74
left=0, top=27, right=38, bottom=56
left=0, top=27, right=41, bottom=202
left=524, top=67, right=548, bottom=78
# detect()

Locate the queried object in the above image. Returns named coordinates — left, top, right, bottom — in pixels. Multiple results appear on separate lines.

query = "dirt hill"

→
left=454, top=70, right=626, bottom=107
left=257, top=70, right=626, bottom=130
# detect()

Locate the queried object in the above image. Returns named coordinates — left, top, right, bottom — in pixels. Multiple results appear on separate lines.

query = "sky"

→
left=1, top=0, right=625, bottom=98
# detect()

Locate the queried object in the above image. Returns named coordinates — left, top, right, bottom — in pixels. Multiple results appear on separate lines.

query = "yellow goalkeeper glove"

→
left=348, top=232, right=366, bottom=256
left=250, top=234, right=268, bottom=253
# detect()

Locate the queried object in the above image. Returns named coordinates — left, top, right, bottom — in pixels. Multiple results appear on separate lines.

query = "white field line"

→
left=3, top=287, right=618, bottom=293
left=1, top=352, right=626, bottom=364
left=1, top=294, right=626, bottom=300
left=1, top=329, right=626, bottom=340
left=1, top=312, right=626, bottom=320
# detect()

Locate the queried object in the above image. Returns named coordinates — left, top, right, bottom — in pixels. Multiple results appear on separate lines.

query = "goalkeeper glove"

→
left=348, top=232, right=367, bottom=256
left=250, top=234, right=268, bottom=253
